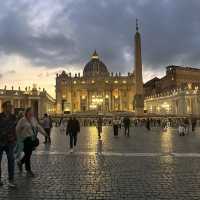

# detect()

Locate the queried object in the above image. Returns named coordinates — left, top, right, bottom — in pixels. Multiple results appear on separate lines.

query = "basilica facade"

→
left=56, top=23, right=144, bottom=115
left=56, top=51, right=136, bottom=113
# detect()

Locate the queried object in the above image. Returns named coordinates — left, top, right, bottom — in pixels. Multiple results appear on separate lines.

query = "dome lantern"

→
left=91, top=50, right=99, bottom=59
left=83, top=51, right=109, bottom=77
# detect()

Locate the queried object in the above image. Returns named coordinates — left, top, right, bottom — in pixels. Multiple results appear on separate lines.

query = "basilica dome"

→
left=83, top=51, right=109, bottom=77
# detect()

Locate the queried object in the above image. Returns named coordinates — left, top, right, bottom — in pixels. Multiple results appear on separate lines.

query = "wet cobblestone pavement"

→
left=1, top=126, right=200, bottom=199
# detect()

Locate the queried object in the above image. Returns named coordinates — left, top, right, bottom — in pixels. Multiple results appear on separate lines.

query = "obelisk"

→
left=134, top=19, right=144, bottom=116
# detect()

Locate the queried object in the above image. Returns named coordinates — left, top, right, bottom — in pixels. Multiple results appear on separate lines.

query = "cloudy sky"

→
left=0, top=0, right=199, bottom=96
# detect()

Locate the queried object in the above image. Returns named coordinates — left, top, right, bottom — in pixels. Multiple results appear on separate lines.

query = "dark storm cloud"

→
left=0, top=5, right=76, bottom=67
left=0, top=0, right=200, bottom=75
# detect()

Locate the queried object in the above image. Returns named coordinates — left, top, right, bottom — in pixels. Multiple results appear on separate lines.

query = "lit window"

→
left=81, top=96, right=86, bottom=100
left=73, top=81, right=77, bottom=84
left=122, top=80, right=127, bottom=84
left=105, top=95, right=109, bottom=99
left=114, top=80, right=118, bottom=84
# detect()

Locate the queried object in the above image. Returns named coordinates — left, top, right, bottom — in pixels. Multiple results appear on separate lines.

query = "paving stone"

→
left=0, top=126, right=200, bottom=199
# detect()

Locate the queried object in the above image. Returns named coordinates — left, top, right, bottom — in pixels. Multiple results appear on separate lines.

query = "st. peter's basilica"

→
left=55, top=22, right=144, bottom=115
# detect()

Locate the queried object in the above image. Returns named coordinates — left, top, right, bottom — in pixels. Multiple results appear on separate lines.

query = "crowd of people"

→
left=0, top=101, right=53, bottom=188
left=0, top=100, right=199, bottom=188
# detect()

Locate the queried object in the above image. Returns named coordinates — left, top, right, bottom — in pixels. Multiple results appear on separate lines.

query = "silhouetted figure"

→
left=178, top=123, right=185, bottom=136
left=97, top=117, right=103, bottom=139
left=17, top=111, right=24, bottom=122
left=123, top=117, right=131, bottom=137
left=59, top=117, right=63, bottom=126
left=42, top=114, right=52, bottom=144
left=191, top=118, right=197, bottom=132
left=113, top=117, right=120, bottom=137
left=66, top=117, right=80, bottom=153
left=146, top=118, right=151, bottom=131
left=184, top=118, right=190, bottom=135
left=0, top=101, right=17, bottom=188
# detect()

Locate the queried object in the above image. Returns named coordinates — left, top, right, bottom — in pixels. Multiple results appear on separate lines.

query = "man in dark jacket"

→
left=146, top=118, right=151, bottom=131
left=66, top=116, right=80, bottom=153
left=97, top=117, right=103, bottom=139
left=191, top=117, right=197, bottom=132
left=0, top=101, right=17, bottom=187
left=123, top=116, right=131, bottom=137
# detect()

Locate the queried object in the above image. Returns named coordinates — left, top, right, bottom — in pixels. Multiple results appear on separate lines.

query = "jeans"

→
left=69, top=133, right=77, bottom=149
left=113, top=125, right=118, bottom=136
left=0, top=144, right=15, bottom=181
left=21, top=137, right=33, bottom=171
left=124, top=126, right=130, bottom=136
left=44, top=128, right=51, bottom=143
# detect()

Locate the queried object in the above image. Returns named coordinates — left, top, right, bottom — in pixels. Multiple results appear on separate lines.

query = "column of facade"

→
left=171, top=100, right=176, bottom=115
left=77, top=90, right=80, bottom=112
left=102, top=90, right=105, bottom=111
left=110, top=90, right=113, bottom=111
left=69, top=86, right=73, bottom=112
left=104, top=90, right=107, bottom=112
left=28, top=99, right=32, bottom=107
left=17, top=99, right=21, bottom=108
left=189, top=97, right=192, bottom=114
left=10, top=99, right=14, bottom=106
left=87, top=90, right=89, bottom=111
left=56, top=97, right=62, bottom=114
left=192, top=96, right=198, bottom=115
left=175, top=99, right=179, bottom=115
left=197, top=95, right=200, bottom=115
left=119, top=89, right=121, bottom=110
left=178, top=92, right=186, bottom=115
left=38, top=99, right=42, bottom=118
left=107, top=90, right=111, bottom=112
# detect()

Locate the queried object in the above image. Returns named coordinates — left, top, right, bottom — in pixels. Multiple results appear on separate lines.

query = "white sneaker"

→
left=8, top=181, right=17, bottom=188
left=70, top=149, right=73, bottom=153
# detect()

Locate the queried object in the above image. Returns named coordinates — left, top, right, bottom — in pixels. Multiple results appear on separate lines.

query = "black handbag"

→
left=32, top=137, right=39, bottom=147
left=29, top=122, right=40, bottom=149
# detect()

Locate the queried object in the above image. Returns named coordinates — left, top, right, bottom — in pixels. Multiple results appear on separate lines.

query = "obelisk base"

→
left=134, top=94, right=144, bottom=117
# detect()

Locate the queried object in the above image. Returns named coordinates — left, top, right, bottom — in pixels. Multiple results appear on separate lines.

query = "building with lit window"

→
left=145, top=83, right=200, bottom=116
left=0, top=85, right=55, bottom=118
left=144, top=66, right=200, bottom=116
left=56, top=51, right=136, bottom=113
left=144, top=65, right=200, bottom=97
